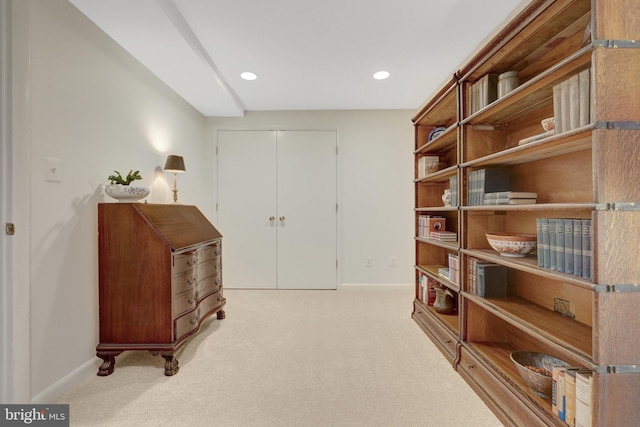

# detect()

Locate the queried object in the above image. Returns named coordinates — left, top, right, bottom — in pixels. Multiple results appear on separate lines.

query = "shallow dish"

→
left=105, top=185, right=150, bottom=201
left=485, top=232, right=537, bottom=257
left=510, top=351, right=569, bottom=398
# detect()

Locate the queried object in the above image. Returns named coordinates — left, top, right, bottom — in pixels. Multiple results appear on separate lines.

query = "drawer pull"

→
left=188, top=296, right=196, bottom=305
left=467, top=364, right=475, bottom=369
left=190, top=314, right=199, bottom=325
left=444, top=339, right=452, bottom=344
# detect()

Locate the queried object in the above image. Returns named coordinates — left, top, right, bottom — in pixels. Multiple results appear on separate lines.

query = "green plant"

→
left=107, top=170, right=142, bottom=185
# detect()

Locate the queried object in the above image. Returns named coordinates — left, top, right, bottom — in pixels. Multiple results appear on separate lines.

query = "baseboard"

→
left=341, top=283, right=412, bottom=288
left=31, top=358, right=99, bottom=404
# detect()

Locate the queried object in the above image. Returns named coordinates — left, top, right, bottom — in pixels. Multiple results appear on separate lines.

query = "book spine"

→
left=569, top=73, right=580, bottom=130
left=556, top=220, right=565, bottom=273
left=564, top=219, right=574, bottom=275
left=549, top=218, right=557, bottom=271
left=582, top=219, right=592, bottom=279
left=560, top=79, right=571, bottom=134
left=540, top=218, right=550, bottom=269
left=558, top=368, right=566, bottom=421
left=536, top=218, right=544, bottom=267
left=579, top=68, right=590, bottom=127
left=552, top=366, right=562, bottom=417
left=575, top=370, right=593, bottom=427
left=553, top=83, right=563, bottom=133
left=573, top=219, right=583, bottom=277
left=477, top=168, right=486, bottom=206
left=477, top=265, right=485, bottom=297
left=565, top=369, right=578, bottom=427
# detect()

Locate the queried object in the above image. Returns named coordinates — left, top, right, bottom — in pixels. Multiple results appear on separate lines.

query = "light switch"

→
left=45, top=157, right=61, bottom=183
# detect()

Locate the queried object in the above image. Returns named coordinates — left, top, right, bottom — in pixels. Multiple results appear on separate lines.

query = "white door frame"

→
left=2, top=0, right=31, bottom=403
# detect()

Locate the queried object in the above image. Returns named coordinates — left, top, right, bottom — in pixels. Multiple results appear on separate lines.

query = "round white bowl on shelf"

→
left=485, top=232, right=537, bottom=257
left=105, top=185, right=149, bottom=201
left=510, top=351, right=569, bottom=398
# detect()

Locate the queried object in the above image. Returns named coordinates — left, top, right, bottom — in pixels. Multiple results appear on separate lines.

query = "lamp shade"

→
left=164, top=155, right=186, bottom=173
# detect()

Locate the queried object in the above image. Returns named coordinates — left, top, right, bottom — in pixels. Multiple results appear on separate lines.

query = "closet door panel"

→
left=217, top=130, right=277, bottom=289
left=276, top=130, right=337, bottom=289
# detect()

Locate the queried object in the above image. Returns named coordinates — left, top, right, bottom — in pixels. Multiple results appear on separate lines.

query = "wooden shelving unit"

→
left=411, top=1, right=640, bottom=425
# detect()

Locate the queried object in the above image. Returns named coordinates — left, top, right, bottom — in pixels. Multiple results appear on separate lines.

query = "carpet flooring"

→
left=56, top=285, right=503, bottom=426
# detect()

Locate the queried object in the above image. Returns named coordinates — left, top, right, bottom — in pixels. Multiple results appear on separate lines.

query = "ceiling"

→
left=68, top=0, right=526, bottom=117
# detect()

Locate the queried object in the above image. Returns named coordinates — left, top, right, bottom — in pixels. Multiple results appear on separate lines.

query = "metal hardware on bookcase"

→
left=593, top=283, right=640, bottom=293
left=269, top=216, right=275, bottom=222
left=596, top=203, right=640, bottom=211
left=279, top=216, right=285, bottom=222
left=594, top=121, right=640, bottom=130
left=593, top=39, right=640, bottom=48
left=593, top=365, right=640, bottom=374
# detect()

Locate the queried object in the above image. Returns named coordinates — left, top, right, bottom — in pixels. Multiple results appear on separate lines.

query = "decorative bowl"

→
left=105, top=185, right=150, bottom=201
left=510, top=351, right=569, bottom=398
left=541, top=117, right=555, bottom=132
left=485, top=232, right=537, bottom=257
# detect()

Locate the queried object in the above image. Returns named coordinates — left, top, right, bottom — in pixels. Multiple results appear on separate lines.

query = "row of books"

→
left=449, top=175, right=458, bottom=207
left=483, top=191, right=537, bottom=205
left=446, top=253, right=459, bottom=285
left=417, top=216, right=447, bottom=239
left=553, top=68, right=591, bottom=134
left=417, top=273, right=437, bottom=306
left=467, top=167, right=510, bottom=206
left=468, top=257, right=507, bottom=298
left=467, top=74, right=498, bottom=115
left=536, top=218, right=592, bottom=279
left=552, top=367, right=592, bottom=427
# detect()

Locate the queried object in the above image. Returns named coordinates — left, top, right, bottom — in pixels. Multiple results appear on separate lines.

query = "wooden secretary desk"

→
left=96, top=203, right=225, bottom=376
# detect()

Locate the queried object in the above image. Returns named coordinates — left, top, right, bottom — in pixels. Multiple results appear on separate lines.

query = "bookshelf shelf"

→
left=465, top=293, right=593, bottom=363
left=411, top=0, right=640, bottom=425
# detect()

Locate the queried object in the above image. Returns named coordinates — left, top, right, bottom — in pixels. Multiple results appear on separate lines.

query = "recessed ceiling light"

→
left=373, top=71, right=390, bottom=80
left=240, top=72, right=257, bottom=81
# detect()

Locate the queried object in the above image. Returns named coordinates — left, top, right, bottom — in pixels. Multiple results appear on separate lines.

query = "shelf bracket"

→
left=594, top=365, right=640, bottom=374
left=593, top=284, right=640, bottom=293
left=594, top=121, right=640, bottom=130
left=593, top=39, right=640, bottom=49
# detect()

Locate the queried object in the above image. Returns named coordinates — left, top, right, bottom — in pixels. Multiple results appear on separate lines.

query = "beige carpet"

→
left=56, top=285, right=503, bottom=426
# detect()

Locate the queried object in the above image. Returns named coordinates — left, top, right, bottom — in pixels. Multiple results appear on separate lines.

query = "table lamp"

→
left=164, top=155, right=186, bottom=203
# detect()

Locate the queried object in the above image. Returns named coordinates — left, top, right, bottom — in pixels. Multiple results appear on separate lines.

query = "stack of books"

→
left=536, top=218, right=592, bottom=279
left=429, top=231, right=457, bottom=242
left=417, top=155, right=440, bottom=178
left=483, top=191, right=537, bottom=205
left=437, top=267, right=451, bottom=281
left=467, top=167, right=510, bottom=206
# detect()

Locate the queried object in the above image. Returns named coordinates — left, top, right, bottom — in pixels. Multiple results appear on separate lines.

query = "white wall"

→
left=9, top=0, right=416, bottom=403
left=208, top=110, right=415, bottom=286
left=12, top=0, right=210, bottom=401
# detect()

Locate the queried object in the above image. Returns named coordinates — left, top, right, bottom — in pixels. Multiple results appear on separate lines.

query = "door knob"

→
left=279, top=216, right=285, bottom=222
left=269, top=216, right=275, bottom=222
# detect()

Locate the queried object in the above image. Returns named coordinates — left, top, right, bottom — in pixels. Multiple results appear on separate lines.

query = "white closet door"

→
left=217, top=130, right=277, bottom=289
left=276, top=130, right=337, bottom=289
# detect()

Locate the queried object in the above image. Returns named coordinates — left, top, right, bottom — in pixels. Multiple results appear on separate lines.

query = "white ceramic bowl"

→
left=105, top=185, right=150, bottom=201
left=485, top=232, right=537, bottom=257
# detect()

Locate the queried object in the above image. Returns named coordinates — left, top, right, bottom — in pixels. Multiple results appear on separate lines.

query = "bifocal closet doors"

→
left=217, top=130, right=337, bottom=289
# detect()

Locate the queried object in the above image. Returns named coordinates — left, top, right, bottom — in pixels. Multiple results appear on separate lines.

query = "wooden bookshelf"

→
left=411, top=1, right=640, bottom=425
